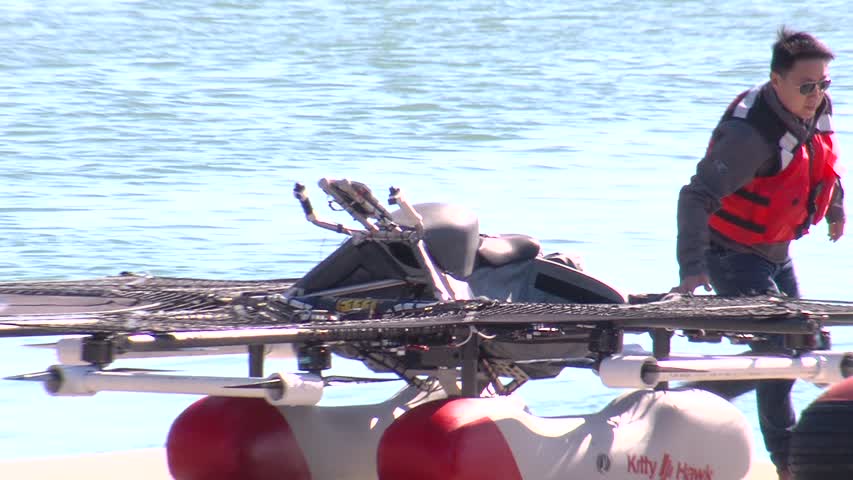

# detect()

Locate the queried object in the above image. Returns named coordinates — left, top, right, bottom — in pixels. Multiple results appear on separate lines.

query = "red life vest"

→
left=708, top=86, right=841, bottom=245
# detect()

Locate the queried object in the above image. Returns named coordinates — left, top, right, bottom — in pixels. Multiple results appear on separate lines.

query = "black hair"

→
left=771, top=27, right=834, bottom=75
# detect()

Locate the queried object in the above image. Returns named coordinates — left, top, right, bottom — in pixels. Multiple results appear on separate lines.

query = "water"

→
left=2, top=0, right=853, bottom=463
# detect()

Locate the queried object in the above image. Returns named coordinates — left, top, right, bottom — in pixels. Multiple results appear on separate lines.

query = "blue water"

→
left=2, top=0, right=853, bottom=462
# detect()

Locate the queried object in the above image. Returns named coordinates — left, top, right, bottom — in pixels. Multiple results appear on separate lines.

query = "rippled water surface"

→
left=2, top=0, right=853, bottom=461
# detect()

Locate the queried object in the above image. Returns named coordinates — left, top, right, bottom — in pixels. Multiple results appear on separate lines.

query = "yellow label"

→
left=336, top=298, right=378, bottom=313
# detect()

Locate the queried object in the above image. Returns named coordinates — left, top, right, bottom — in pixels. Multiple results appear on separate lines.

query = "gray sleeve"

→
left=826, top=177, right=845, bottom=223
left=676, top=120, right=776, bottom=278
left=817, top=93, right=844, bottom=223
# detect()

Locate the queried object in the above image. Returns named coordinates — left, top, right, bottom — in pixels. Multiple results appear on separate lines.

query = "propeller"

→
left=224, top=375, right=399, bottom=390
left=23, top=341, right=57, bottom=349
left=5, top=370, right=55, bottom=382
left=225, top=378, right=283, bottom=390
left=5, top=366, right=176, bottom=382
left=322, top=375, right=400, bottom=385
left=105, top=367, right=178, bottom=373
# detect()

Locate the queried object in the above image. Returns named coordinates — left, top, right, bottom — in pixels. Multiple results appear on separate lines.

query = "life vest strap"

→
left=713, top=209, right=766, bottom=234
left=732, top=188, right=770, bottom=207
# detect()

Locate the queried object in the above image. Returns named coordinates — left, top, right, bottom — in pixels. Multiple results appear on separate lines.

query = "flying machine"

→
left=3, top=178, right=853, bottom=480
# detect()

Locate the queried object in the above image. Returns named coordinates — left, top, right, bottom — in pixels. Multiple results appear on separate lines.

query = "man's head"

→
left=769, top=27, right=834, bottom=120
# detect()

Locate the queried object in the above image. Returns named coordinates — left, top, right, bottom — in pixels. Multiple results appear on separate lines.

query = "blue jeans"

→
left=706, top=244, right=799, bottom=471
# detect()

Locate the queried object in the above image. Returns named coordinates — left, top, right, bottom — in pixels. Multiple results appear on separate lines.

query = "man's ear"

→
left=770, top=71, right=782, bottom=88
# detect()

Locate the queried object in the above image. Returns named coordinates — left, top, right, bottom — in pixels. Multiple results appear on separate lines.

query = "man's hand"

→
left=829, top=220, right=845, bottom=242
left=670, top=274, right=713, bottom=294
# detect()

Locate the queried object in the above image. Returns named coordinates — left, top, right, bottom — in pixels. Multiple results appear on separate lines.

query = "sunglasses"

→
left=799, top=78, right=831, bottom=95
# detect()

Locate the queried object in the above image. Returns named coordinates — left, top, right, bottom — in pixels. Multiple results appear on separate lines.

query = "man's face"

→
left=770, top=58, right=831, bottom=120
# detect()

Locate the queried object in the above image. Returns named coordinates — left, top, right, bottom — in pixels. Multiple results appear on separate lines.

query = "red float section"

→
left=813, top=375, right=853, bottom=402
left=166, top=396, right=311, bottom=480
left=377, top=397, right=524, bottom=480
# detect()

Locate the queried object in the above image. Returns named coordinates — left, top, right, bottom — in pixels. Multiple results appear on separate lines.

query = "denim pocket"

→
left=706, top=249, right=779, bottom=296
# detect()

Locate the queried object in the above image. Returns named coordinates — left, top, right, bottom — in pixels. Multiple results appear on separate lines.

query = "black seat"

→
left=476, top=234, right=541, bottom=267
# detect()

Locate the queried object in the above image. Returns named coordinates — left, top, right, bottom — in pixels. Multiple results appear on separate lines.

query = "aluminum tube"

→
left=44, top=365, right=323, bottom=406
left=651, top=351, right=852, bottom=384
left=598, top=351, right=853, bottom=389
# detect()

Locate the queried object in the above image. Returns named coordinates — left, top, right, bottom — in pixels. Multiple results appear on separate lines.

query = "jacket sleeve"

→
left=826, top=177, right=845, bottom=223
left=820, top=93, right=844, bottom=223
left=676, top=120, right=776, bottom=279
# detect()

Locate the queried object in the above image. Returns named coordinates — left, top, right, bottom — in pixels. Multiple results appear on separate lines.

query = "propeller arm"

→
left=6, top=365, right=323, bottom=406
left=598, top=351, right=853, bottom=389
left=46, top=337, right=295, bottom=366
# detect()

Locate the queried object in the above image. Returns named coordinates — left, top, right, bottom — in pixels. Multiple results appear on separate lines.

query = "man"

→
left=672, top=27, right=845, bottom=479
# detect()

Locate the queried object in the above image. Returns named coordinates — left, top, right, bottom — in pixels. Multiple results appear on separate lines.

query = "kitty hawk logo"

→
left=626, top=452, right=714, bottom=480
left=659, top=453, right=674, bottom=480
